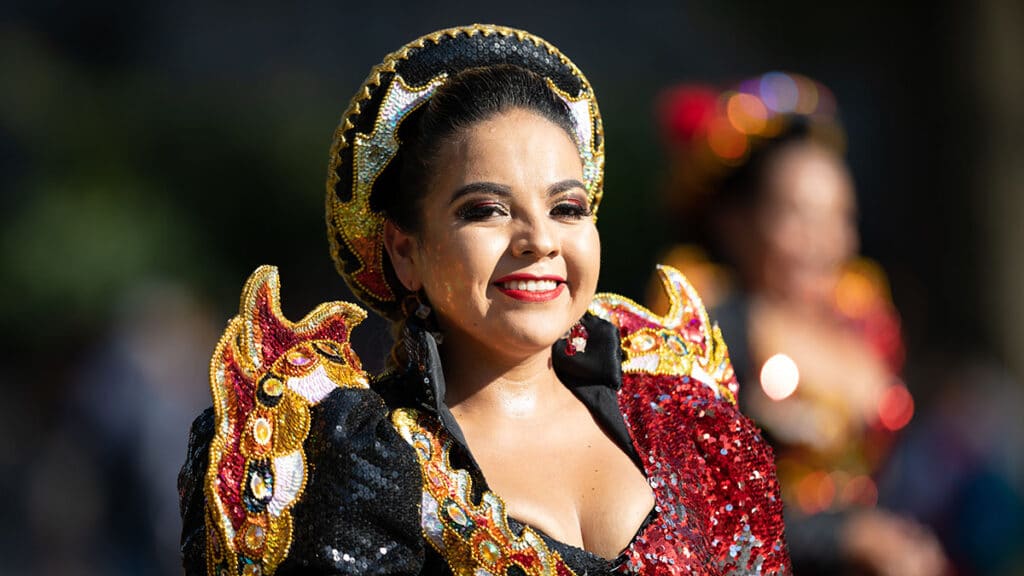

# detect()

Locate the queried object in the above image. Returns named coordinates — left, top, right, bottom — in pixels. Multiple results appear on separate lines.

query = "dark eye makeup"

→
left=455, top=200, right=510, bottom=221
left=550, top=195, right=592, bottom=219
left=450, top=180, right=591, bottom=223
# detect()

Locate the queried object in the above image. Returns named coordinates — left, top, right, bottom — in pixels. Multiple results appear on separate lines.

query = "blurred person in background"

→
left=649, top=73, right=948, bottom=576
left=28, top=282, right=218, bottom=575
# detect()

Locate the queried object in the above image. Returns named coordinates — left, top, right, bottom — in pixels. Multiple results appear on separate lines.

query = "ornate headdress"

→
left=326, top=24, right=604, bottom=319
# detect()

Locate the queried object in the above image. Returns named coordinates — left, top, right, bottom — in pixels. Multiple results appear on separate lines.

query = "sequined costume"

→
left=180, top=265, right=789, bottom=575
left=179, top=24, right=791, bottom=576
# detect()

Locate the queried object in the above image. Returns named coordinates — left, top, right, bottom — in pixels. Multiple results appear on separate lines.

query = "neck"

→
left=439, top=331, right=565, bottom=421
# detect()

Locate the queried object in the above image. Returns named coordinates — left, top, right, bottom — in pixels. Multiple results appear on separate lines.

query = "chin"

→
left=490, top=312, right=572, bottom=353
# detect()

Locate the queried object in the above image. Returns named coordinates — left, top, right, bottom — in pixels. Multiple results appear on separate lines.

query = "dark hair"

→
left=717, top=118, right=834, bottom=209
left=381, top=64, right=578, bottom=235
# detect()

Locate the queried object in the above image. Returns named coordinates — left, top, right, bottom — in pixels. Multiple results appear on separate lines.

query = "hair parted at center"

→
left=378, top=64, right=579, bottom=237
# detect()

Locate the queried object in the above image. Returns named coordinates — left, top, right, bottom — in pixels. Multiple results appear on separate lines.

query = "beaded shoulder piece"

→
left=204, top=266, right=368, bottom=576
left=590, top=264, right=738, bottom=404
left=590, top=265, right=790, bottom=575
left=391, top=409, right=577, bottom=576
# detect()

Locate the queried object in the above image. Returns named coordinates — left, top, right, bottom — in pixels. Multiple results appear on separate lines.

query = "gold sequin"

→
left=243, top=523, right=266, bottom=551
left=262, top=377, right=284, bottom=397
left=252, top=418, right=272, bottom=446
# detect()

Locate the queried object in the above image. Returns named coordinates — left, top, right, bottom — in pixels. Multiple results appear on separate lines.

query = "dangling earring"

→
left=401, top=292, right=431, bottom=320
left=401, top=292, right=444, bottom=344
left=564, top=319, right=589, bottom=356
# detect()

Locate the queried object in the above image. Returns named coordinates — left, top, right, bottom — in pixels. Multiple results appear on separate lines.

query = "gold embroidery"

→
left=392, top=409, right=577, bottom=576
left=590, top=264, right=737, bottom=404
left=205, top=266, right=368, bottom=576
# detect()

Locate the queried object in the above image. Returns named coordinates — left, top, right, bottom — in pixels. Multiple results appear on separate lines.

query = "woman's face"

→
left=388, top=108, right=600, bottom=359
left=755, top=142, right=858, bottom=307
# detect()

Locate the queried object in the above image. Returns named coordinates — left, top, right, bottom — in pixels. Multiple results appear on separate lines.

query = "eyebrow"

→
left=447, top=179, right=587, bottom=205
left=448, top=182, right=512, bottom=205
left=547, top=179, right=587, bottom=196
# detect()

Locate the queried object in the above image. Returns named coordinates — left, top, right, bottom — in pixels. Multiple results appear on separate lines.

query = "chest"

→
left=460, top=406, right=655, bottom=559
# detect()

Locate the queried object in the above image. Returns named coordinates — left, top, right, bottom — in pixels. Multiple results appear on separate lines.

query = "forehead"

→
left=764, top=142, right=854, bottom=208
left=442, top=108, right=583, bottom=177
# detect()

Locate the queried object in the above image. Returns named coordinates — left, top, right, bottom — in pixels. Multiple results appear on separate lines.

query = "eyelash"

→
left=456, top=200, right=592, bottom=222
left=551, top=200, right=592, bottom=219
left=456, top=202, right=509, bottom=221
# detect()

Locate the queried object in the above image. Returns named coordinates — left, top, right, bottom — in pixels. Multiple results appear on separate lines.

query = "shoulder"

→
left=589, top=264, right=739, bottom=404
left=180, top=266, right=424, bottom=575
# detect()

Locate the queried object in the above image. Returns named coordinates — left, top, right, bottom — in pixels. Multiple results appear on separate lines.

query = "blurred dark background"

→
left=2, top=1, right=1022, bottom=574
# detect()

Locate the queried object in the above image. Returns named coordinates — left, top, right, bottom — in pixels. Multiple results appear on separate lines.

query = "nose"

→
left=511, top=214, right=559, bottom=259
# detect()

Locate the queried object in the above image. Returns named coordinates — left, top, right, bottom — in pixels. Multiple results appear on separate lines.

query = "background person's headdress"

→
left=326, top=24, right=604, bottom=320
left=656, top=72, right=844, bottom=218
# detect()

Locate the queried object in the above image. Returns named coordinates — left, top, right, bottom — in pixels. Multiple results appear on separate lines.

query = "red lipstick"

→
left=493, top=274, right=566, bottom=303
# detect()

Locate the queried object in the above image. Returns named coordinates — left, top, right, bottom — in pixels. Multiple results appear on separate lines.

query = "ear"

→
left=383, top=220, right=422, bottom=292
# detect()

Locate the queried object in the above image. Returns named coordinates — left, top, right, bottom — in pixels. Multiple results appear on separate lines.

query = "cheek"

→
left=761, top=210, right=804, bottom=259
left=418, top=228, right=507, bottom=309
left=566, top=225, right=601, bottom=294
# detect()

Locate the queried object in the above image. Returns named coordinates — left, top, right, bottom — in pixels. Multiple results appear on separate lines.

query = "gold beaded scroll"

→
left=327, top=24, right=605, bottom=319
left=204, top=266, right=369, bottom=576
left=392, top=409, right=577, bottom=576
left=589, top=265, right=738, bottom=405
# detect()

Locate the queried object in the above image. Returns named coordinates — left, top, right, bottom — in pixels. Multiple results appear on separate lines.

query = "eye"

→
left=456, top=201, right=509, bottom=221
left=550, top=198, right=592, bottom=220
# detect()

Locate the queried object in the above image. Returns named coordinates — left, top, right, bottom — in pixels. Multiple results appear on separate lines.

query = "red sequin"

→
left=592, top=266, right=791, bottom=575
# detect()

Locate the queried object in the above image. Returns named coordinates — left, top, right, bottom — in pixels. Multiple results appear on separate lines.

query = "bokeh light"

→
left=878, top=383, right=914, bottom=431
left=706, top=116, right=748, bottom=160
left=841, top=475, right=879, bottom=507
left=835, top=267, right=877, bottom=317
left=726, top=92, right=769, bottom=135
left=660, top=86, right=718, bottom=142
left=759, top=72, right=800, bottom=113
left=796, top=470, right=836, bottom=514
left=760, top=353, right=800, bottom=400
left=792, top=74, right=820, bottom=114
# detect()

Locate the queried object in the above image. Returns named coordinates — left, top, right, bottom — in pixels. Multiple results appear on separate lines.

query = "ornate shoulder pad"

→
left=589, top=264, right=738, bottom=404
left=205, top=266, right=368, bottom=576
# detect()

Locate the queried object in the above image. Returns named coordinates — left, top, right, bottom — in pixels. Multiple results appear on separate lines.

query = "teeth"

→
left=500, top=280, right=559, bottom=292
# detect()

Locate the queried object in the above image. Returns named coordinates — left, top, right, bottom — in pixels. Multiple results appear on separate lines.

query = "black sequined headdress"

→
left=326, top=24, right=604, bottom=320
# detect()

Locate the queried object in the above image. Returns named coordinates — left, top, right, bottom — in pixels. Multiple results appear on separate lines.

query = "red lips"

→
left=493, top=274, right=566, bottom=302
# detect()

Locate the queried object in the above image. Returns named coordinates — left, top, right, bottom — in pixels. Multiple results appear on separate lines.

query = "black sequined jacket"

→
left=179, top=267, right=791, bottom=575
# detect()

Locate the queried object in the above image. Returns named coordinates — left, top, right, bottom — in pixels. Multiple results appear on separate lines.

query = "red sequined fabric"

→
left=592, top=266, right=791, bottom=575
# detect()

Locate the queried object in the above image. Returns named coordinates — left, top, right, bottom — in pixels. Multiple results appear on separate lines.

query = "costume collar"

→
left=373, top=312, right=626, bottom=455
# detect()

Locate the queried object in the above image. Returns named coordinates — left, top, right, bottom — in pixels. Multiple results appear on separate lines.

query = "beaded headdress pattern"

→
left=326, top=24, right=604, bottom=319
